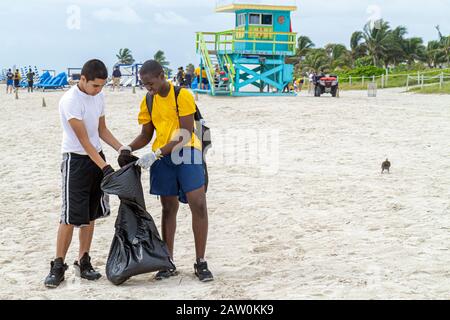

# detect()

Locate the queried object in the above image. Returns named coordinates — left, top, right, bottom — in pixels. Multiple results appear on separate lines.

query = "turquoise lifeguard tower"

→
left=195, top=1, right=297, bottom=96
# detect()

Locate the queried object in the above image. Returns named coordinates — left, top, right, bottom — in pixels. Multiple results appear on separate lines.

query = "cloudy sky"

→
left=1, top=0, right=449, bottom=74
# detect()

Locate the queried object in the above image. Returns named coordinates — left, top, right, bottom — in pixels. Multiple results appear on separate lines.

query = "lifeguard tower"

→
left=195, top=1, right=297, bottom=96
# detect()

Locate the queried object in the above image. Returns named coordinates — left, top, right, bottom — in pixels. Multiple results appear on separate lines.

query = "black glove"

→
left=102, top=164, right=115, bottom=177
left=118, top=150, right=139, bottom=168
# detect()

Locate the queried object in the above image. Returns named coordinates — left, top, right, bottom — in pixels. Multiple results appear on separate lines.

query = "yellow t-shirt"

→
left=194, top=67, right=207, bottom=78
left=138, top=84, right=202, bottom=151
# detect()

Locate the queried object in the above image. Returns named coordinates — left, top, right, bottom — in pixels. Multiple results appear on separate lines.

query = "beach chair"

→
left=36, top=72, right=53, bottom=88
left=35, top=71, right=51, bottom=87
left=40, top=72, right=68, bottom=91
left=123, top=78, right=133, bottom=87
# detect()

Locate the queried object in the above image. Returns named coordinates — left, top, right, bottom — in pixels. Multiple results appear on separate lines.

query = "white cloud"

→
left=142, top=0, right=212, bottom=8
left=216, top=0, right=297, bottom=5
left=154, top=11, right=189, bottom=26
left=93, top=6, right=144, bottom=24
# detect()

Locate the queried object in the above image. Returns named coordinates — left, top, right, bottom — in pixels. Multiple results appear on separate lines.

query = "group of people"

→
left=5, top=68, right=35, bottom=93
left=44, top=59, right=213, bottom=288
left=282, top=77, right=305, bottom=93
left=174, top=66, right=193, bottom=88
left=195, top=66, right=209, bottom=90
left=130, top=65, right=211, bottom=91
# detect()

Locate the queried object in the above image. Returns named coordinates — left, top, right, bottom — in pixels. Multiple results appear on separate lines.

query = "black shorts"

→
left=60, top=152, right=110, bottom=227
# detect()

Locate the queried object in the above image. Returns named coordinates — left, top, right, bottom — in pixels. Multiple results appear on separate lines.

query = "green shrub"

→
left=336, top=66, right=385, bottom=78
left=354, top=56, right=373, bottom=68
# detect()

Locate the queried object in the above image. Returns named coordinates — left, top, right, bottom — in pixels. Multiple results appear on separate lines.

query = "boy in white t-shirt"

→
left=45, top=59, right=125, bottom=288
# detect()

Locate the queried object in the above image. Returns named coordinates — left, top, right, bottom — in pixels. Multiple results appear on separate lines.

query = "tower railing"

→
left=196, top=32, right=217, bottom=95
left=196, top=29, right=297, bottom=55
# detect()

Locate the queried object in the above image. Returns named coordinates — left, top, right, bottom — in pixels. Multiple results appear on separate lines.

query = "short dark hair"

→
left=81, top=59, right=108, bottom=81
left=140, top=60, right=164, bottom=78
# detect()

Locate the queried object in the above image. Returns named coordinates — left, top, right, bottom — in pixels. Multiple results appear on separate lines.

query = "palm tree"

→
left=440, top=36, right=450, bottom=66
left=401, top=37, right=426, bottom=66
left=324, top=43, right=352, bottom=69
left=362, top=19, right=392, bottom=67
left=289, top=36, right=315, bottom=67
left=350, top=31, right=366, bottom=62
left=424, top=40, right=445, bottom=68
left=154, top=50, right=169, bottom=67
left=154, top=50, right=171, bottom=75
left=296, top=35, right=315, bottom=59
left=116, top=48, right=135, bottom=64
left=436, top=25, right=450, bottom=66
left=384, top=26, right=408, bottom=67
left=301, top=49, right=330, bottom=73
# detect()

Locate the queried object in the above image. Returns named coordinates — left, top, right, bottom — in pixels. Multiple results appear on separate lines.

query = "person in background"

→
left=213, top=65, right=221, bottom=87
left=13, top=69, right=21, bottom=92
left=194, top=66, right=208, bottom=90
left=6, top=69, right=13, bottom=94
left=185, top=71, right=192, bottom=89
left=298, top=77, right=304, bottom=92
left=26, top=68, right=35, bottom=93
left=112, top=66, right=122, bottom=92
left=176, top=67, right=185, bottom=87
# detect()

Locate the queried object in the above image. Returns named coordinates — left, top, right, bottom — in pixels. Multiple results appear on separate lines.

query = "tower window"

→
left=248, top=13, right=273, bottom=26
left=249, top=13, right=260, bottom=25
left=237, top=13, right=246, bottom=26
left=262, top=14, right=273, bottom=25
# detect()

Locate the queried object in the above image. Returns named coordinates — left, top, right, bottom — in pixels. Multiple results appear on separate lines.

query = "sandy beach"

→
left=0, top=85, right=449, bottom=299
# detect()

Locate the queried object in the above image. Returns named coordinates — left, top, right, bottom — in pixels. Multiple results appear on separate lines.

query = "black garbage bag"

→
left=101, top=162, right=174, bottom=285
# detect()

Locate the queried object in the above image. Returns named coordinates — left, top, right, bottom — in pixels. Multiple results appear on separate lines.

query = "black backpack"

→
left=145, top=86, right=211, bottom=192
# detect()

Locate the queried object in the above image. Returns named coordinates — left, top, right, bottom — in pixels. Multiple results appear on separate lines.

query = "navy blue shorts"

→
left=150, top=147, right=205, bottom=203
left=6, top=79, right=13, bottom=86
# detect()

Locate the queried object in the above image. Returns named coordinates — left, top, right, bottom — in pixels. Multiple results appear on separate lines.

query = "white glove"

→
left=135, top=149, right=162, bottom=169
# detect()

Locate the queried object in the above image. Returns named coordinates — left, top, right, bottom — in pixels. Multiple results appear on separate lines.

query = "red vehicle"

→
left=313, top=74, right=339, bottom=97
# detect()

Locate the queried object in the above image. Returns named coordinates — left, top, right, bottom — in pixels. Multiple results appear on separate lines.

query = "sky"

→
left=0, top=0, right=449, bottom=74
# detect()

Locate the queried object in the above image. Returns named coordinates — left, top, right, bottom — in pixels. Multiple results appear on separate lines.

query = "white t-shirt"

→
left=59, top=85, right=105, bottom=154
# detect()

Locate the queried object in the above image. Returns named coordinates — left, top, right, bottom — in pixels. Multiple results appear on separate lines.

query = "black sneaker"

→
left=44, top=258, right=68, bottom=288
left=73, top=252, right=102, bottom=280
left=154, top=268, right=178, bottom=280
left=194, top=260, right=214, bottom=282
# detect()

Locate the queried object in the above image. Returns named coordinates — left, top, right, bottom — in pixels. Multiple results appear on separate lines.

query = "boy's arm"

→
left=98, top=116, right=122, bottom=151
left=128, top=122, right=155, bottom=152
left=117, top=122, right=154, bottom=168
left=68, top=118, right=109, bottom=169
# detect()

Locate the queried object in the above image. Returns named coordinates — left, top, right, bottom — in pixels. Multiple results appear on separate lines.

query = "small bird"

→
left=381, top=158, right=391, bottom=174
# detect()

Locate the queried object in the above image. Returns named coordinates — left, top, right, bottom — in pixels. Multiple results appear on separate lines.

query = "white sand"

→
left=0, top=85, right=449, bottom=299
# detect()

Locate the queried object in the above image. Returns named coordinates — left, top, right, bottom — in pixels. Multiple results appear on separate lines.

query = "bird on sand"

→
left=381, top=158, right=391, bottom=174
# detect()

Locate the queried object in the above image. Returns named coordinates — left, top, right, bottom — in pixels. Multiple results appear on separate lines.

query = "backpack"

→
left=145, top=86, right=211, bottom=192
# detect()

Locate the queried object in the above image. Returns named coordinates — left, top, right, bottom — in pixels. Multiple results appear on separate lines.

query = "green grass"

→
left=408, top=82, right=450, bottom=94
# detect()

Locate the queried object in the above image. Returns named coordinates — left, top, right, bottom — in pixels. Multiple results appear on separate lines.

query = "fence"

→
left=302, top=70, right=450, bottom=92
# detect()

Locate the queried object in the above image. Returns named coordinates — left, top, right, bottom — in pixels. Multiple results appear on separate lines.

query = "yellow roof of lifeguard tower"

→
left=216, top=3, right=297, bottom=13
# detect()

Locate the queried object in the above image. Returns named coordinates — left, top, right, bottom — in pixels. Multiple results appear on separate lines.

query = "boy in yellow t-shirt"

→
left=194, top=66, right=208, bottom=90
left=117, top=60, right=213, bottom=282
